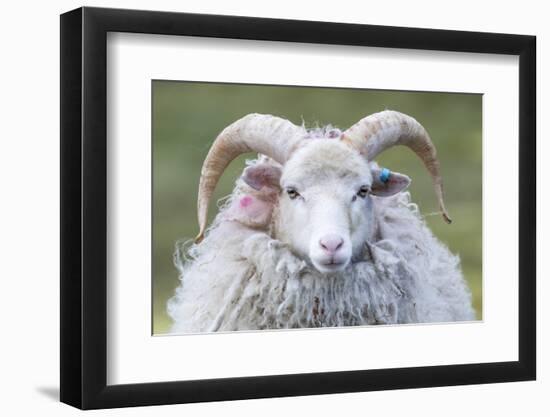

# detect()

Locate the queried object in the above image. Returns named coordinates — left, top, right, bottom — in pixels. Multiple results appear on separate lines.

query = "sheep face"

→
left=244, top=140, right=411, bottom=274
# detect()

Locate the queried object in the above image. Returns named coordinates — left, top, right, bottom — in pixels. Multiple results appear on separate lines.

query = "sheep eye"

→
left=357, top=186, right=370, bottom=198
left=286, top=187, right=300, bottom=200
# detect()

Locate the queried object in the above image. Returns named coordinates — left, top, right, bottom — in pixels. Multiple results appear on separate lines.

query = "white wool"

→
left=167, top=168, right=475, bottom=333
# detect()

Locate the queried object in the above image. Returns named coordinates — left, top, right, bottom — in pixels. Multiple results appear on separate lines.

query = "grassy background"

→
left=152, top=81, right=482, bottom=334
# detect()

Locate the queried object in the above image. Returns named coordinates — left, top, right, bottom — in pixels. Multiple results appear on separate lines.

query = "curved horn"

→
left=195, top=113, right=304, bottom=242
left=341, top=110, right=452, bottom=224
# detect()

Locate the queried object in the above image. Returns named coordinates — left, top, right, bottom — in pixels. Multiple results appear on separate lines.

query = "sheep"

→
left=167, top=110, right=475, bottom=333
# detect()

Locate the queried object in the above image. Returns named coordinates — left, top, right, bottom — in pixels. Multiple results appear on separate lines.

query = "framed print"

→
left=60, top=6, right=536, bottom=409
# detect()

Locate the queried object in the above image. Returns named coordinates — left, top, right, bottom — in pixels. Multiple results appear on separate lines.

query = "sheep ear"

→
left=370, top=167, right=411, bottom=197
left=242, top=163, right=282, bottom=191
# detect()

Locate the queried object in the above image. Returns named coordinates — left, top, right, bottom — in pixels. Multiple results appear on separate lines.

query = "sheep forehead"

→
left=282, top=140, right=370, bottom=187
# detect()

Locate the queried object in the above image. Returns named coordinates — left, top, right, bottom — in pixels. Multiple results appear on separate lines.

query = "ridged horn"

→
left=195, top=113, right=303, bottom=243
left=341, top=110, right=452, bottom=224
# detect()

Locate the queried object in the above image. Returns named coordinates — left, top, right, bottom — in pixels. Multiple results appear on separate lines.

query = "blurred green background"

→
left=153, top=81, right=482, bottom=334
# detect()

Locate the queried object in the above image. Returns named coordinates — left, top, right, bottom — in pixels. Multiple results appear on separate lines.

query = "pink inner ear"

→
left=243, top=163, right=282, bottom=191
left=370, top=170, right=411, bottom=197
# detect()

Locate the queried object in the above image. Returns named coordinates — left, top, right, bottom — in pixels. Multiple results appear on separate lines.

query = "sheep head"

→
left=195, top=111, right=451, bottom=273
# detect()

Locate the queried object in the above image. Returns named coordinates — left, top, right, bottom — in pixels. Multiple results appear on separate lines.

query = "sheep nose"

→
left=319, top=234, right=344, bottom=254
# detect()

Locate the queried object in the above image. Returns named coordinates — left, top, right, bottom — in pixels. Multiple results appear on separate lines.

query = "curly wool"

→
left=167, top=178, right=475, bottom=333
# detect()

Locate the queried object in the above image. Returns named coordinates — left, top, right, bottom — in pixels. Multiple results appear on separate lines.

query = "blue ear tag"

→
left=379, top=168, right=391, bottom=183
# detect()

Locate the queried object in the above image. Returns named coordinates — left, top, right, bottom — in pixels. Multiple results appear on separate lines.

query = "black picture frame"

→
left=60, top=6, right=536, bottom=410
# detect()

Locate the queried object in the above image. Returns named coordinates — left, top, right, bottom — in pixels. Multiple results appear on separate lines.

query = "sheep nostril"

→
left=319, top=235, right=344, bottom=254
